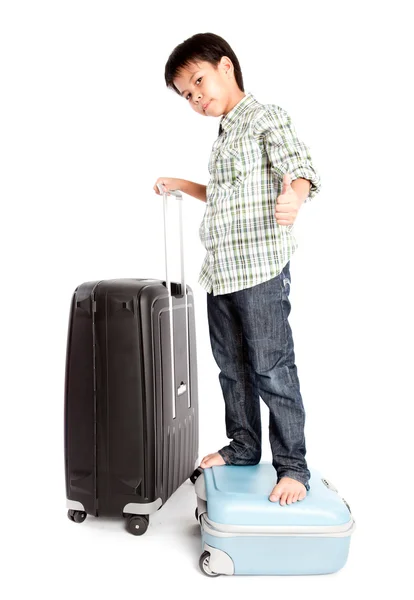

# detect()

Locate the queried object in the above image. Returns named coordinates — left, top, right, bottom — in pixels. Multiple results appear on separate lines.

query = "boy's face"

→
left=173, top=57, right=239, bottom=118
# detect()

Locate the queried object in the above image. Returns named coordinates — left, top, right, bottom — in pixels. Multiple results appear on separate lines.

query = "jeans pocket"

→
left=282, top=275, right=291, bottom=296
left=279, top=264, right=291, bottom=298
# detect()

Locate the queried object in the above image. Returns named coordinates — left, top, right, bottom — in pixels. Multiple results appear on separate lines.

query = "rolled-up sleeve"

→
left=253, top=106, right=322, bottom=202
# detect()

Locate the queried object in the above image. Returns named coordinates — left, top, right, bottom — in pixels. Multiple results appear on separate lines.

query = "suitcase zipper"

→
left=91, top=285, right=100, bottom=516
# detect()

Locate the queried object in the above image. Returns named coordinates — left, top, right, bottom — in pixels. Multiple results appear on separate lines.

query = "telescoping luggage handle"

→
left=156, top=184, right=191, bottom=419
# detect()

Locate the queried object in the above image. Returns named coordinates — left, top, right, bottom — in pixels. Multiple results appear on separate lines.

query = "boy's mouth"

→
left=203, top=101, right=211, bottom=111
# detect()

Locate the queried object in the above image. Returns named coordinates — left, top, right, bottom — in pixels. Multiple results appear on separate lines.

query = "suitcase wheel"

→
left=199, top=551, right=220, bottom=577
left=67, top=509, right=87, bottom=524
left=190, top=467, right=204, bottom=485
left=195, top=507, right=199, bottom=521
left=126, top=514, right=149, bottom=536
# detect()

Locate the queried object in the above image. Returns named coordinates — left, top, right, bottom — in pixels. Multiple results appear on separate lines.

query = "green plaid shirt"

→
left=198, top=91, right=321, bottom=295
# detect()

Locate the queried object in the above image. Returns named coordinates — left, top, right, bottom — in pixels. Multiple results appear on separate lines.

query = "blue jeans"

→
left=206, top=261, right=310, bottom=491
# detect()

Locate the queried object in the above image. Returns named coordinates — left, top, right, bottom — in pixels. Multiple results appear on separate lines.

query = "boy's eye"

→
left=186, top=77, right=202, bottom=100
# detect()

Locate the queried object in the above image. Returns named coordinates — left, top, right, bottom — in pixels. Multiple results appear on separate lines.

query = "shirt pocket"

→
left=239, top=143, right=263, bottom=176
left=214, top=146, right=243, bottom=191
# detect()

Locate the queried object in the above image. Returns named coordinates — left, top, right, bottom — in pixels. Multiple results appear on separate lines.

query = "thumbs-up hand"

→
left=275, top=173, right=301, bottom=226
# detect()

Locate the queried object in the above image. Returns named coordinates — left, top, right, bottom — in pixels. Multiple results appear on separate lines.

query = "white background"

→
left=1, top=0, right=413, bottom=597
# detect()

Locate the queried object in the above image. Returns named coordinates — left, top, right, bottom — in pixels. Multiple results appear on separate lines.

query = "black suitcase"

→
left=64, top=189, right=199, bottom=535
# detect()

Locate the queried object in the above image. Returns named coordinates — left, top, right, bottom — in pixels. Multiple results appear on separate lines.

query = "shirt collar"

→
left=219, top=91, right=258, bottom=133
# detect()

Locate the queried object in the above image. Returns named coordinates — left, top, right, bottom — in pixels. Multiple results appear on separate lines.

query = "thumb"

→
left=281, top=172, right=292, bottom=194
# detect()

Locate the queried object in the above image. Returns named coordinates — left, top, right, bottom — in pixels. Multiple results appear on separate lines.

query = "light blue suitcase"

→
left=194, top=463, right=355, bottom=576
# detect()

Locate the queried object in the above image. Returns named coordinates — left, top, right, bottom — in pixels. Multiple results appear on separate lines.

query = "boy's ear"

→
left=219, top=55, right=233, bottom=74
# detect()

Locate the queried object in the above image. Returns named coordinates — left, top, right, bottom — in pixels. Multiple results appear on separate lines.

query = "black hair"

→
left=164, top=32, right=244, bottom=96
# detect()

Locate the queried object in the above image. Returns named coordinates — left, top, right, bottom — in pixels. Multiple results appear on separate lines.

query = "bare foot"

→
left=200, top=452, right=226, bottom=469
left=269, top=477, right=307, bottom=506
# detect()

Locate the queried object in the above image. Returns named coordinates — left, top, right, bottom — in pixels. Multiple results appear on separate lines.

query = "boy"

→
left=153, top=33, right=321, bottom=506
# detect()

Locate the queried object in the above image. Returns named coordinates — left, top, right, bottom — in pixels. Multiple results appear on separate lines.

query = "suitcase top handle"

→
left=157, top=184, right=187, bottom=299
left=156, top=184, right=183, bottom=200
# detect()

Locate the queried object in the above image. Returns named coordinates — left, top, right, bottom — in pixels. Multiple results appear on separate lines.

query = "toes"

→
left=279, top=491, right=288, bottom=506
left=270, top=480, right=308, bottom=505
left=286, top=492, right=294, bottom=505
left=269, top=484, right=281, bottom=502
left=269, top=486, right=281, bottom=502
left=199, top=454, right=212, bottom=467
left=270, top=482, right=307, bottom=505
left=200, top=453, right=223, bottom=468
